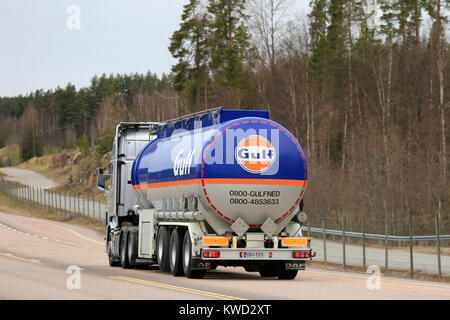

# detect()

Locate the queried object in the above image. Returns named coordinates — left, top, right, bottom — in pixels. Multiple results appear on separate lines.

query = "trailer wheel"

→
left=276, top=269, right=298, bottom=280
left=169, top=229, right=185, bottom=276
left=182, top=231, right=205, bottom=279
left=120, top=232, right=130, bottom=269
left=107, top=240, right=120, bottom=267
left=156, top=226, right=171, bottom=272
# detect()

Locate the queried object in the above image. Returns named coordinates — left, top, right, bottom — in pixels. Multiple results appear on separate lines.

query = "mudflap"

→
left=284, top=261, right=306, bottom=270
left=132, top=258, right=156, bottom=266
left=192, top=257, right=212, bottom=270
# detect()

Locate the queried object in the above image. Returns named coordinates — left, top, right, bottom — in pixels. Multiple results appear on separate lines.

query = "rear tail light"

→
left=203, top=250, right=220, bottom=258
left=293, top=251, right=311, bottom=258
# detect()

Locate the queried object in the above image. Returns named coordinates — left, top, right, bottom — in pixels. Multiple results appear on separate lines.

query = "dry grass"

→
left=14, top=149, right=105, bottom=199
left=0, top=192, right=106, bottom=235
left=16, top=153, right=72, bottom=185
left=0, top=144, right=20, bottom=166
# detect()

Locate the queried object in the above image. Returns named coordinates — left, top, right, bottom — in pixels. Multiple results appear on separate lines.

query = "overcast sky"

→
left=0, top=0, right=309, bottom=97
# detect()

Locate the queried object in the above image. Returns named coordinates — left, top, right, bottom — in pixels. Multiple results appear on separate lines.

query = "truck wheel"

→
left=156, top=226, right=171, bottom=272
left=258, top=263, right=277, bottom=277
left=127, top=231, right=138, bottom=267
left=120, top=232, right=130, bottom=269
left=276, top=269, right=298, bottom=280
left=169, top=229, right=185, bottom=276
left=182, top=231, right=205, bottom=279
left=108, top=241, right=120, bottom=267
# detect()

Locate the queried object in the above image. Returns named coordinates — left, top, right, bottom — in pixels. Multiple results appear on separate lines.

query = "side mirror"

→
left=96, top=168, right=110, bottom=192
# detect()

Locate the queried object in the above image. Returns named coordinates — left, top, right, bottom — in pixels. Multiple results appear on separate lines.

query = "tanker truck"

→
left=96, top=108, right=313, bottom=279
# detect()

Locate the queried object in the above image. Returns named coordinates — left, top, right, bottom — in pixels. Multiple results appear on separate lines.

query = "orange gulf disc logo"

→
left=235, top=135, right=276, bottom=173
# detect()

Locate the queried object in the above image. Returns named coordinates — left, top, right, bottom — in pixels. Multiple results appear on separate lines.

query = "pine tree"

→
left=169, top=0, right=209, bottom=112
left=308, top=0, right=329, bottom=97
left=207, top=0, right=251, bottom=93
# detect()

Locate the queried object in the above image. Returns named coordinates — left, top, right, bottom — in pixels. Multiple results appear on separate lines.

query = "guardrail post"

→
left=92, top=194, right=95, bottom=221
left=57, top=192, right=61, bottom=215
left=435, top=213, right=442, bottom=279
left=409, top=212, right=414, bottom=279
left=52, top=190, right=56, bottom=213
left=87, top=194, right=90, bottom=218
left=342, top=215, right=346, bottom=269
left=307, top=216, right=311, bottom=238
left=77, top=194, right=80, bottom=216
left=98, top=197, right=101, bottom=225
left=32, top=187, right=35, bottom=207
left=385, top=211, right=389, bottom=276
left=362, top=216, right=366, bottom=270
left=322, top=216, right=327, bottom=266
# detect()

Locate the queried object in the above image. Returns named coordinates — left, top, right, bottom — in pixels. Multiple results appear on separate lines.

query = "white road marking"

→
left=34, top=220, right=103, bottom=245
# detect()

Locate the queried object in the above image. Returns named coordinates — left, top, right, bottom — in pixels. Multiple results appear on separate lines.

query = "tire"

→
left=276, top=269, right=298, bottom=280
left=258, top=263, right=277, bottom=277
left=127, top=231, right=138, bottom=267
left=156, top=226, right=171, bottom=272
left=107, top=240, right=120, bottom=267
left=120, top=232, right=130, bottom=269
left=182, top=231, right=205, bottom=279
left=169, top=229, right=185, bottom=276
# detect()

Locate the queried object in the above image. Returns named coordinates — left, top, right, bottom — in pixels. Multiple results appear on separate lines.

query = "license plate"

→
left=240, top=251, right=265, bottom=259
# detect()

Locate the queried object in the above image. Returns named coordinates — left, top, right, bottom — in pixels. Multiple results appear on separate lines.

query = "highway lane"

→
left=0, top=211, right=449, bottom=300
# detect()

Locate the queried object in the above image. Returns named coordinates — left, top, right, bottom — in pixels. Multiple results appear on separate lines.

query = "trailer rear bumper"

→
left=200, top=248, right=312, bottom=261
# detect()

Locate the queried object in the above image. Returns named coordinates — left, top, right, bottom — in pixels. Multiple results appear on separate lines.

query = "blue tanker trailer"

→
left=97, top=108, right=314, bottom=279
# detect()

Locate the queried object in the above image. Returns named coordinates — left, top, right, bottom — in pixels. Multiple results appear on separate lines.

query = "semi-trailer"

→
left=97, top=108, right=313, bottom=279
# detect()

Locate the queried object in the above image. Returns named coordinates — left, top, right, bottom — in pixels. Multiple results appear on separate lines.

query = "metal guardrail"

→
left=301, top=214, right=448, bottom=279
left=302, top=226, right=450, bottom=241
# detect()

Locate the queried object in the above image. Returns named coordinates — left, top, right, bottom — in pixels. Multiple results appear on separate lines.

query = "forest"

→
left=0, top=0, right=448, bottom=234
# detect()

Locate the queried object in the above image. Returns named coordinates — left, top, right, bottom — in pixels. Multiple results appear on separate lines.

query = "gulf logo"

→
left=235, top=135, right=276, bottom=173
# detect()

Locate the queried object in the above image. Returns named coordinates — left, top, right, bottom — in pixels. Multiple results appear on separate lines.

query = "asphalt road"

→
left=0, top=211, right=449, bottom=300
left=0, top=167, right=58, bottom=189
